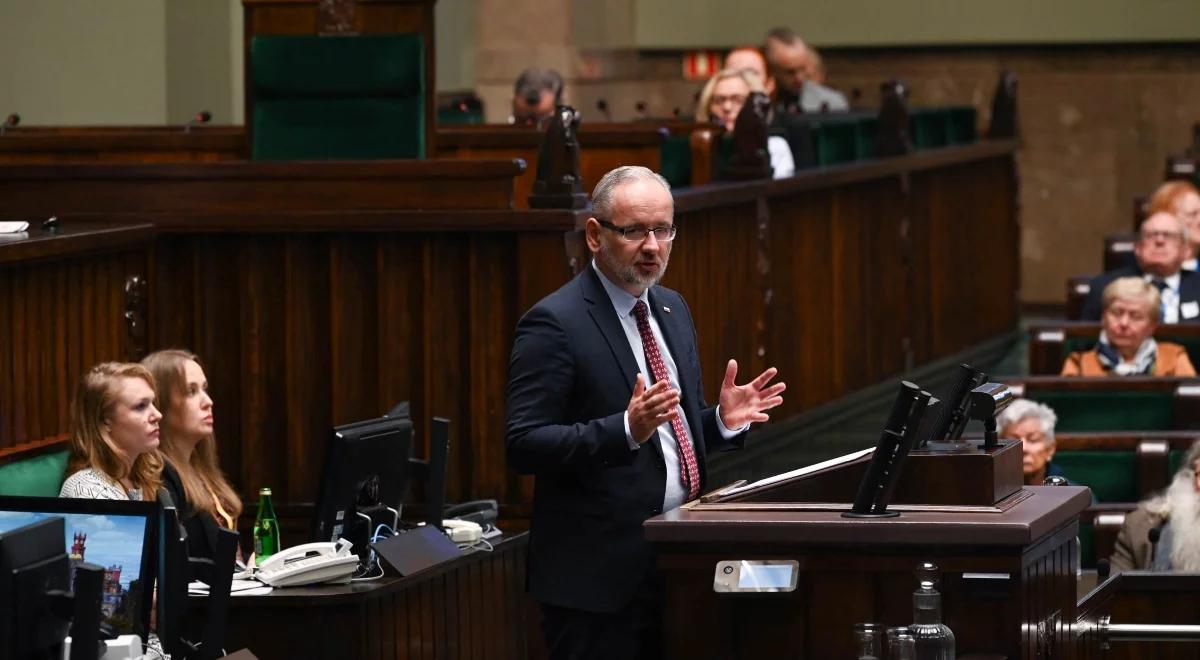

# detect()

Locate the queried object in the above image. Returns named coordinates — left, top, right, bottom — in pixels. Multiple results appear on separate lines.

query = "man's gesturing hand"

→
left=628, top=374, right=681, bottom=444
left=718, top=359, right=786, bottom=430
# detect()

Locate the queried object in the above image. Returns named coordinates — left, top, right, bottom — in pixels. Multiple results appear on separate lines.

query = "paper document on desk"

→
left=0, top=221, right=29, bottom=233
left=188, top=579, right=273, bottom=596
left=718, top=447, right=874, bottom=497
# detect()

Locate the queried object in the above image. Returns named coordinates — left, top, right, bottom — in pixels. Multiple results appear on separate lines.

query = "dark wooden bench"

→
left=1028, top=322, right=1200, bottom=374
left=1001, top=376, right=1200, bottom=431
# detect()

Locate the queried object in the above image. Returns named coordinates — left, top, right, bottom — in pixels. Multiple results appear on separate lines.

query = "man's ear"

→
left=584, top=217, right=602, bottom=253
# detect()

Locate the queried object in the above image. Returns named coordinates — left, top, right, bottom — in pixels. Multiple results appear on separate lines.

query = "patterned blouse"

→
left=59, top=468, right=143, bottom=501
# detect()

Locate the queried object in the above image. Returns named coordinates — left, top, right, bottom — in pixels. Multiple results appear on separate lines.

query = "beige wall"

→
left=165, top=0, right=238, bottom=125
left=436, top=0, right=478, bottom=91
left=0, top=0, right=168, bottom=125
left=633, top=0, right=1200, bottom=48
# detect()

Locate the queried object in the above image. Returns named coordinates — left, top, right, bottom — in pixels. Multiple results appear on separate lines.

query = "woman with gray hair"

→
left=1062, top=277, right=1196, bottom=376
left=1111, top=441, right=1200, bottom=572
left=997, top=398, right=1065, bottom=486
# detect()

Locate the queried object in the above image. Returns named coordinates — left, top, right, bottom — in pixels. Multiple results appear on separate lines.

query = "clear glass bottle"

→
left=853, top=622, right=884, bottom=660
left=887, top=626, right=917, bottom=660
left=252, top=486, right=280, bottom=564
left=909, top=562, right=955, bottom=660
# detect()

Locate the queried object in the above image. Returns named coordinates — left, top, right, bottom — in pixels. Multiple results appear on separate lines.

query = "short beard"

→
left=1164, top=475, right=1200, bottom=570
left=597, top=240, right=668, bottom=290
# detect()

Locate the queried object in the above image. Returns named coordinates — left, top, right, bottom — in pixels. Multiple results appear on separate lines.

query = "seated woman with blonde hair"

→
left=695, top=68, right=795, bottom=179
left=143, top=349, right=242, bottom=560
left=1062, top=277, right=1197, bottom=376
left=60, top=362, right=164, bottom=500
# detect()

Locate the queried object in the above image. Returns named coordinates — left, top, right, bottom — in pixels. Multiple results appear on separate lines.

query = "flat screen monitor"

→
left=0, top=496, right=156, bottom=644
left=0, top=516, right=70, bottom=658
left=311, top=413, right=414, bottom=556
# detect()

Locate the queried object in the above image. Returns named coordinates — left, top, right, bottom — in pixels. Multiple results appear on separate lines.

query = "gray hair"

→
left=996, top=398, right=1058, bottom=447
left=513, top=68, right=563, bottom=105
left=1177, top=440, right=1200, bottom=478
left=590, top=166, right=672, bottom=221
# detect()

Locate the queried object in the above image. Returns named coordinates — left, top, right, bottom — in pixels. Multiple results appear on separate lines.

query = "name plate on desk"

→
left=713, top=560, right=799, bottom=593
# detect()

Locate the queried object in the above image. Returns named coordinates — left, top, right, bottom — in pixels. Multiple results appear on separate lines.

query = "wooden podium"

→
left=645, top=440, right=1092, bottom=659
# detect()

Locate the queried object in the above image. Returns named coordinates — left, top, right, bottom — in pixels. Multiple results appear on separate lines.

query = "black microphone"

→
left=1096, top=558, right=1111, bottom=581
left=595, top=99, right=612, bottom=122
left=1146, top=523, right=1165, bottom=570
left=1, top=113, right=18, bottom=136
left=184, top=110, right=211, bottom=134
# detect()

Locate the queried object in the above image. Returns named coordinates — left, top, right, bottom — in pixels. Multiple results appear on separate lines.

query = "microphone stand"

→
left=1146, top=522, right=1165, bottom=570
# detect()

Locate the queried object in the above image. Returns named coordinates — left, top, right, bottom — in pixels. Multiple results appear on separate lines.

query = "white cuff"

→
left=715, top=405, right=750, bottom=438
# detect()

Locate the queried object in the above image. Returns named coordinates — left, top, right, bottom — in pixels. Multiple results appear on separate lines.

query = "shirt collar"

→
left=1145, top=271, right=1181, bottom=291
left=591, top=259, right=650, bottom=319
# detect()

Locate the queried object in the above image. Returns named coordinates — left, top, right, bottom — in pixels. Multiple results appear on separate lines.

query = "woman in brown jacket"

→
left=1061, top=277, right=1196, bottom=377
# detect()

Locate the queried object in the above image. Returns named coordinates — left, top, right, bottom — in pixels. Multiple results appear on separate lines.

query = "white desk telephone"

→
left=255, top=538, right=360, bottom=587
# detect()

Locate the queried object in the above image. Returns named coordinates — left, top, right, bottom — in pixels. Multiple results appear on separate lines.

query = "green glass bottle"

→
left=252, top=487, right=280, bottom=563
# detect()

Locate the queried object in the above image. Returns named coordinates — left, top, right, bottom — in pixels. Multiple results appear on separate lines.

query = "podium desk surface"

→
left=645, top=486, right=1092, bottom=547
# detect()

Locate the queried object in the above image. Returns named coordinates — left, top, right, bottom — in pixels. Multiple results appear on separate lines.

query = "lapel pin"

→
left=663, top=306, right=671, bottom=313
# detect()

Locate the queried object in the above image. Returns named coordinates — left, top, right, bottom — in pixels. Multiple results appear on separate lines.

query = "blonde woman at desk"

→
left=59, top=362, right=164, bottom=501
left=144, top=349, right=243, bottom=561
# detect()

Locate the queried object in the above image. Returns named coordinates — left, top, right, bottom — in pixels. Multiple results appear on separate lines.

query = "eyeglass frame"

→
left=595, top=218, right=678, bottom=243
left=1139, top=229, right=1185, bottom=243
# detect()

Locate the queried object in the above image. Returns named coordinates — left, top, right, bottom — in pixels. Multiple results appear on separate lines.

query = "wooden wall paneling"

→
left=421, top=236, right=472, bottom=502
left=282, top=236, right=332, bottom=505
left=236, top=239, right=289, bottom=497
left=851, top=178, right=912, bottom=385
left=0, top=269, right=12, bottom=445
left=376, top=235, right=428, bottom=473
left=47, top=262, right=67, bottom=435
left=765, top=192, right=837, bottom=414
left=664, top=204, right=764, bottom=409
left=329, top=235, right=382, bottom=426
left=467, top=234, right=518, bottom=508
left=194, top=238, right=248, bottom=495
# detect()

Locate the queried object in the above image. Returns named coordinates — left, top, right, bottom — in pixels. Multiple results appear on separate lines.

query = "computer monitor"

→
left=311, top=412, right=414, bottom=557
left=0, top=516, right=70, bottom=658
left=0, top=496, right=157, bottom=645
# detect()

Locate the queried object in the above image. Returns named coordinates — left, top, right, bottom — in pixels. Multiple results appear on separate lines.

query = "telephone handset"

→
left=255, top=538, right=360, bottom=587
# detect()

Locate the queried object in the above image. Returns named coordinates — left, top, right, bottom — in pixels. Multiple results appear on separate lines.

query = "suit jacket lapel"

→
left=648, top=287, right=703, bottom=439
left=582, top=266, right=640, bottom=392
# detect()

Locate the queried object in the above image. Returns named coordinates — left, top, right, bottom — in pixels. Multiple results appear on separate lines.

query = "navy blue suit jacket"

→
left=505, top=266, right=745, bottom=613
left=1080, top=265, right=1200, bottom=321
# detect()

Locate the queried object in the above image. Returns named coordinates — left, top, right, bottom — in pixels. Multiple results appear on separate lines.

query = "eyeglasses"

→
left=1139, top=229, right=1184, bottom=242
left=710, top=94, right=748, bottom=108
left=596, top=219, right=677, bottom=243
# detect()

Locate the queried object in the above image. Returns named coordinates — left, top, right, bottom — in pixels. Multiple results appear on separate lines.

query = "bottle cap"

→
left=259, top=487, right=272, bottom=495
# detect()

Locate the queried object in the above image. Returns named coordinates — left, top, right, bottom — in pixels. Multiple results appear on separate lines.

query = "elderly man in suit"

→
left=506, top=166, right=786, bottom=659
left=1081, top=211, right=1200, bottom=322
left=1112, top=441, right=1200, bottom=571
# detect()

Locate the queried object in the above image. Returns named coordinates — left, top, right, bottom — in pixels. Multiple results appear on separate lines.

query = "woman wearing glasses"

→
left=695, top=68, right=794, bottom=179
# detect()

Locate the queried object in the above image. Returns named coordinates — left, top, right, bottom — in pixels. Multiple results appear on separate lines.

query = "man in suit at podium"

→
left=506, top=166, right=786, bottom=659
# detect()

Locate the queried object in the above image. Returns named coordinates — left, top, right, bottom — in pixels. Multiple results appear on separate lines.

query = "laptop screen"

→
left=0, top=496, right=156, bottom=640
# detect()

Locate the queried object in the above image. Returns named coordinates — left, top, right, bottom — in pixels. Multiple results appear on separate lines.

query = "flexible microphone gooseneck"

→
left=1146, top=522, right=1165, bottom=570
left=184, top=110, right=212, bottom=134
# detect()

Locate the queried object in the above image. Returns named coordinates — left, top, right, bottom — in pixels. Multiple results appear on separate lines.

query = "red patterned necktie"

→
left=633, top=300, right=701, bottom=500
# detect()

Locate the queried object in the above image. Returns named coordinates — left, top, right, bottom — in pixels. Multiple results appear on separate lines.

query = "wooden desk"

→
left=0, top=126, right=245, bottom=163
left=191, top=533, right=530, bottom=660
left=648, top=486, right=1092, bottom=659
left=1077, top=571, right=1200, bottom=659
left=434, top=123, right=667, bottom=208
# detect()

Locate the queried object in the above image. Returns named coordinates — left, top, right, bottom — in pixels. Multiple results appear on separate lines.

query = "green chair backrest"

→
left=909, top=108, right=950, bottom=149
left=945, top=106, right=978, bottom=144
left=810, top=116, right=862, bottom=166
left=1053, top=450, right=1138, bottom=502
left=1026, top=391, right=1175, bottom=431
left=251, top=33, right=425, bottom=160
left=855, top=115, right=878, bottom=159
left=0, top=451, right=69, bottom=497
left=437, top=105, right=483, bottom=126
left=660, top=135, right=693, bottom=188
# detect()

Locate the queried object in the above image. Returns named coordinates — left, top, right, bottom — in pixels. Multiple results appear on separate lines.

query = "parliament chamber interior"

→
left=1, top=0, right=1199, bottom=658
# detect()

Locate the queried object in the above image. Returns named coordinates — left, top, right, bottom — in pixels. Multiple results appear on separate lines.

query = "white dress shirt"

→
left=1146, top=272, right=1181, bottom=323
left=591, top=261, right=745, bottom=511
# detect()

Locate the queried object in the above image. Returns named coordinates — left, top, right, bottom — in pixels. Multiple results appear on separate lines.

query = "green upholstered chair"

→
left=0, top=450, right=68, bottom=497
left=855, top=115, right=878, bottom=159
left=1026, top=391, right=1175, bottom=432
left=810, top=116, right=862, bottom=166
left=659, top=135, right=693, bottom=188
left=945, top=106, right=978, bottom=144
left=250, top=33, right=425, bottom=160
left=909, top=108, right=949, bottom=149
left=1053, top=451, right=1138, bottom=502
